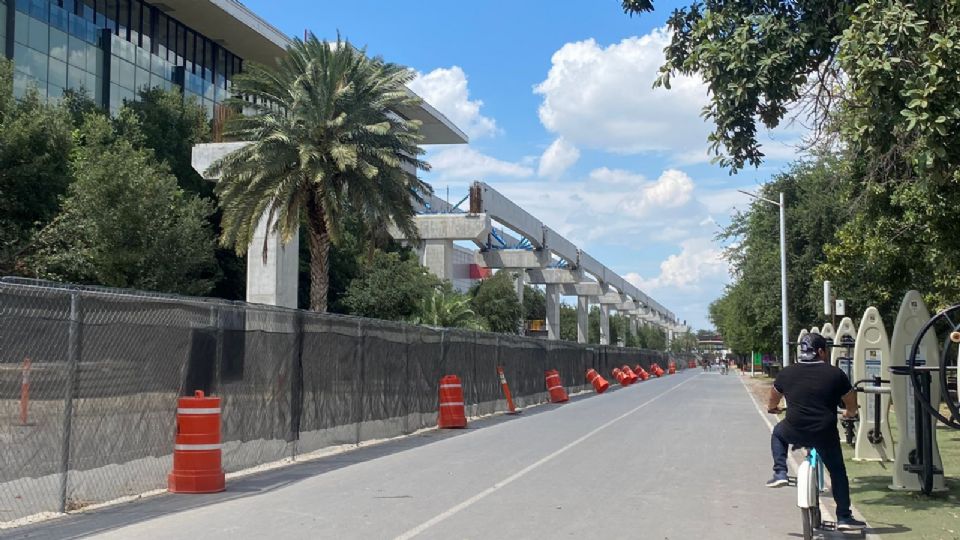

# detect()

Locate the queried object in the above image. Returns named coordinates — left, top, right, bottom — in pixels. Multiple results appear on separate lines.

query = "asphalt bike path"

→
left=8, top=370, right=805, bottom=539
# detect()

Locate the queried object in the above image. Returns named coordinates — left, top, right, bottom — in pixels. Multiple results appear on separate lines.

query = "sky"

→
left=241, top=0, right=806, bottom=330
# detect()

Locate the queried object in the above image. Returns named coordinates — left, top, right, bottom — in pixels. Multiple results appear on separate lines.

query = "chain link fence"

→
left=0, top=278, right=679, bottom=524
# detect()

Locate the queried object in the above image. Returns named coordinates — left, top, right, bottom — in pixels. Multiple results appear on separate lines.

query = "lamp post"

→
left=738, top=190, right=789, bottom=368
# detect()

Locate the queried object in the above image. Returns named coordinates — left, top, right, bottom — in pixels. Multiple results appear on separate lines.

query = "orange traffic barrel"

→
left=438, top=375, right=467, bottom=428
left=668, top=361, right=677, bottom=375
left=169, top=390, right=225, bottom=493
left=650, top=363, right=665, bottom=377
left=585, top=369, right=609, bottom=394
left=621, top=365, right=639, bottom=384
left=545, top=370, right=569, bottom=403
left=634, top=365, right=650, bottom=381
left=611, top=367, right=629, bottom=386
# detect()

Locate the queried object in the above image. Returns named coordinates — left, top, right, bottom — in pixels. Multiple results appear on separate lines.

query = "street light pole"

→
left=778, top=192, right=789, bottom=368
left=738, top=189, right=790, bottom=368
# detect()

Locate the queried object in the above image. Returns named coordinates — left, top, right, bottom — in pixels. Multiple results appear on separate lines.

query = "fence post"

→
left=354, top=320, right=365, bottom=445
left=290, top=311, right=304, bottom=456
left=59, top=292, right=81, bottom=513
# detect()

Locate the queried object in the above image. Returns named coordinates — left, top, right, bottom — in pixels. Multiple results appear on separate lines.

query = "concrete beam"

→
left=400, top=214, right=491, bottom=242
left=577, top=250, right=604, bottom=282
left=526, top=268, right=580, bottom=285
left=597, top=292, right=626, bottom=305
left=559, top=282, right=604, bottom=297
left=473, top=182, right=544, bottom=248
left=616, top=300, right=637, bottom=311
left=479, top=249, right=547, bottom=269
left=543, top=226, right=578, bottom=266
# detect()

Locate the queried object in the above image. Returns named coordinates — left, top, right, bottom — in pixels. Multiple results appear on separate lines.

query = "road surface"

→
left=8, top=370, right=834, bottom=539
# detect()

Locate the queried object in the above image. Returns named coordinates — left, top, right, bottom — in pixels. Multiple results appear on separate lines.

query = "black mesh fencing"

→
left=0, top=279, right=675, bottom=524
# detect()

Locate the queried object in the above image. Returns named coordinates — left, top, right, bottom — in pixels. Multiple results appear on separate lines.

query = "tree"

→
left=669, top=331, right=698, bottom=354
left=0, top=60, right=74, bottom=275
left=414, top=284, right=486, bottom=330
left=559, top=304, right=578, bottom=342
left=210, top=34, right=430, bottom=312
left=125, top=88, right=212, bottom=197
left=470, top=271, right=524, bottom=334
left=31, top=114, right=218, bottom=296
left=710, top=156, right=849, bottom=356
left=523, top=284, right=546, bottom=321
left=623, top=1, right=960, bottom=317
left=340, top=250, right=440, bottom=321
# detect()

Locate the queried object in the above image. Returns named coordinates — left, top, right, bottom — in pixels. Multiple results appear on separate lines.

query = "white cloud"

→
left=617, top=169, right=694, bottom=218
left=588, top=167, right=646, bottom=185
left=534, top=29, right=710, bottom=159
left=538, top=137, right=580, bottom=178
left=427, top=146, right=534, bottom=181
left=625, top=237, right=730, bottom=292
left=410, top=66, right=497, bottom=139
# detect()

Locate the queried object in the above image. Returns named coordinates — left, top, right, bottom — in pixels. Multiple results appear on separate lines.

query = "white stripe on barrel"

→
left=439, top=402, right=464, bottom=407
left=177, top=407, right=222, bottom=415
left=174, top=443, right=222, bottom=451
left=439, top=384, right=462, bottom=389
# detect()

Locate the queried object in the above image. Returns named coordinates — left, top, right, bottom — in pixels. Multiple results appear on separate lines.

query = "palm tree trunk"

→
left=306, top=197, right=330, bottom=312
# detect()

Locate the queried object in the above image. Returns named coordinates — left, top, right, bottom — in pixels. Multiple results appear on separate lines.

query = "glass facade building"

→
left=4, top=0, right=243, bottom=116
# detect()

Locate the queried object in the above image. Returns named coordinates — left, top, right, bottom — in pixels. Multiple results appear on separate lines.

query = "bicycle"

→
left=770, top=408, right=859, bottom=540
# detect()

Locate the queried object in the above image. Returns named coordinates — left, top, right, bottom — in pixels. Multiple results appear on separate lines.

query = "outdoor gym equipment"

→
left=888, top=291, right=945, bottom=492
left=830, top=317, right=857, bottom=444
left=796, top=328, right=809, bottom=363
left=889, top=300, right=960, bottom=495
left=853, top=307, right=894, bottom=461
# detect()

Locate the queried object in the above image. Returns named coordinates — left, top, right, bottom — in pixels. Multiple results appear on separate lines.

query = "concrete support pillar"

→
left=419, top=239, right=453, bottom=282
left=513, top=269, right=525, bottom=303
left=577, top=296, right=589, bottom=344
left=629, top=316, right=638, bottom=341
left=546, top=284, right=561, bottom=340
left=246, top=213, right=298, bottom=308
left=600, top=305, right=610, bottom=345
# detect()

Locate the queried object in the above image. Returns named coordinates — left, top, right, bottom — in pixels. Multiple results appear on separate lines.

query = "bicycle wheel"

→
left=801, top=508, right=814, bottom=540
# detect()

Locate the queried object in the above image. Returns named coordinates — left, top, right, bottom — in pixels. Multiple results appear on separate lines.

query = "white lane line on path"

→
left=394, top=373, right=701, bottom=540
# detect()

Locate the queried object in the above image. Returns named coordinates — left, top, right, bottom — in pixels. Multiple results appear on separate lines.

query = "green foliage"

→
left=710, top=156, right=848, bottom=356
left=414, top=284, right=486, bottom=330
left=636, top=324, right=667, bottom=350
left=340, top=250, right=441, bottom=321
left=124, top=88, right=212, bottom=197
left=559, top=303, right=578, bottom=341
left=470, top=271, right=524, bottom=334
left=31, top=114, right=217, bottom=295
left=0, top=60, right=74, bottom=275
left=211, top=34, right=430, bottom=312
left=523, top=284, right=546, bottom=321
left=669, top=330, right=698, bottom=353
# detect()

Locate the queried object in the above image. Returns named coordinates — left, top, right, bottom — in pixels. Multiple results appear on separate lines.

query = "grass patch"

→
left=845, top=411, right=960, bottom=539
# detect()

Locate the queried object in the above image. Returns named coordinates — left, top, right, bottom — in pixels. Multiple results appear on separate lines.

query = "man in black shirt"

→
left=766, top=333, right=866, bottom=531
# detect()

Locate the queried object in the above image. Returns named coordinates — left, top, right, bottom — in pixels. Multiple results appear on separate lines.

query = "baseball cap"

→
left=799, top=333, right=827, bottom=362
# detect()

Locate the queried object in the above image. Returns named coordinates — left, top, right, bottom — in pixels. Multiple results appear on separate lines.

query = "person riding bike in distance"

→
left=766, top=333, right=866, bottom=531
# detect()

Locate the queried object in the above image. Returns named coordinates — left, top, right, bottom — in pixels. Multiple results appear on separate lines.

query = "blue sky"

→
left=242, top=0, right=803, bottom=329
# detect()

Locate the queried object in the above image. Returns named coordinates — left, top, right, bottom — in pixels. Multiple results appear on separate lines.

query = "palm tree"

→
left=414, top=286, right=486, bottom=330
left=209, top=34, right=430, bottom=312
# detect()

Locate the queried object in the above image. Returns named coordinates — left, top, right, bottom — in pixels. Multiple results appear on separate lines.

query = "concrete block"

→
left=192, top=142, right=251, bottom=179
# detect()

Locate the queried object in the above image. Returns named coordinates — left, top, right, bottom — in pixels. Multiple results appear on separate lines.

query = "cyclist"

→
left=765, top=333, right=866, bottom=531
